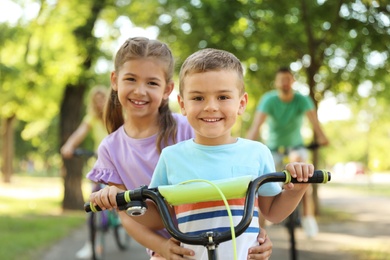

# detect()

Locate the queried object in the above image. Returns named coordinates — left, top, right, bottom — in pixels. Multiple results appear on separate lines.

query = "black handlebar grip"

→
left=289, top=170, right=331, bottom=184
left=84, top=192, right=128, bottom=213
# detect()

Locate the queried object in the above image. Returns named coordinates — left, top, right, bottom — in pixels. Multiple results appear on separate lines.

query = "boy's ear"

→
left=177, top=95, right=187, bottom=116
left=163, top=81, right=174, bottom=100
left=238, top=92, right=248, bottom=115
left=110, top=71, right=118, bottom=91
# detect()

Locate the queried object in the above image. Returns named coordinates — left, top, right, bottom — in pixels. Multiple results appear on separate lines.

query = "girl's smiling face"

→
left=178, top=70, right=247, bottom=146
left=111, top=58, right=173, bottom=121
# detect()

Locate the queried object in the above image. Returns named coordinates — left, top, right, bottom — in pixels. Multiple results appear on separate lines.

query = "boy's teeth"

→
left=204, top=118, right=220, bottom=122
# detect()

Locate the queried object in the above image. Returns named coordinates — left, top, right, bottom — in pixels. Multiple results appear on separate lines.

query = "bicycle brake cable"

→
left=178, top=179, right=238, bottom=260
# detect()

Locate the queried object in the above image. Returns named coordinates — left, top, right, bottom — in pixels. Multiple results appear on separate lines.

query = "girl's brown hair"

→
left=104, top=37, right=177, bottom=153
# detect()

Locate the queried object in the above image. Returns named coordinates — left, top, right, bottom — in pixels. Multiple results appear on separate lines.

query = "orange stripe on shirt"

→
left=175, top=197, right=259, bottom=214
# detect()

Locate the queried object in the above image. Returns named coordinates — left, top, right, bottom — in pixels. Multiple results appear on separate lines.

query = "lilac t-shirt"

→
left=87, top=113, right=194, bottom=189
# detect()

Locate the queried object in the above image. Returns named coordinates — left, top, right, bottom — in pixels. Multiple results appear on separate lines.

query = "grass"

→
left=347, top=246, right=390, bottom=260
left=0, top=175, right=87, bottom=260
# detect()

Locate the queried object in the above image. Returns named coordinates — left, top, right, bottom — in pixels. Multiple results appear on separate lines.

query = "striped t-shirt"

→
left=150, top=138, right=282, bottom=259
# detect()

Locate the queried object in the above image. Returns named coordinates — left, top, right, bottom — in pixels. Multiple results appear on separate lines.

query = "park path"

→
left=265, top=184, right=390, bottom=260
left=41, top=182, right=390, bottom=260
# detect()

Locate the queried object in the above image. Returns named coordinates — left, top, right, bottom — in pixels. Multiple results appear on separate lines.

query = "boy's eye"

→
left=218, top=95, right=229, bottom=100
left=192, top=96, right=204, bottom=101
left=125, top=77, right=136, bottom=82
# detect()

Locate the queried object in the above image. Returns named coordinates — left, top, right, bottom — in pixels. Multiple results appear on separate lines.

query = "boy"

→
left=147, top=48, right=314, bottom=259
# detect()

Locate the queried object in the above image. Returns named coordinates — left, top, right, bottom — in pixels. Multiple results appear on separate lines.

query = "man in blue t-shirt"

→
left=247, top=67, right=328, bottom=238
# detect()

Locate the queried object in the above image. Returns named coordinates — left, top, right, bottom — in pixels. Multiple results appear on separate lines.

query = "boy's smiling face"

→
left=178, top=70, right=247, bottom=145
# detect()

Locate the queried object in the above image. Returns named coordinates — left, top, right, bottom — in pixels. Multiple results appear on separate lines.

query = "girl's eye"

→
left=148, top=81, right=159, bottom=86
left=125, top=78, right=136, bottom=82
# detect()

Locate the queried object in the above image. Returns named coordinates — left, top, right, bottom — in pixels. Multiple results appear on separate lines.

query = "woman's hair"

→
left=88, top=85, right=108, bottom=121
left=104, top=37, right=177, bottom=153
left=179, top=48, right=245, bottom=96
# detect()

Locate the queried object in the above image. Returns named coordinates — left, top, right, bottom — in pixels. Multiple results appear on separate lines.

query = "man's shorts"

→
left=271, top=147, right=309, bottom=171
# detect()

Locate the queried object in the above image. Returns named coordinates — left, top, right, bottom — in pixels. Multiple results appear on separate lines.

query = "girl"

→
left=61, top=86, right=107, bottom=159
left=88, top=37, right=272, bottom=259
left=61, top=85, right=108, bottom=259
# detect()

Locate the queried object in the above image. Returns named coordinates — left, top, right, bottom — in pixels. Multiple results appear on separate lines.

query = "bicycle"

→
left=84, top=169, right=331, bottom=260
left=74, top=148, right=131, bottom=260
left=273, top=142, right=321, bottom=260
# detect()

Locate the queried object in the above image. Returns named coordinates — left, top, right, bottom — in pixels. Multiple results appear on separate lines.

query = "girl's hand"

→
left=60, top=143, right=74, bottom=159
left=158, top=237, right=195, bottom=260
left=89, top=185, right=125, bottom=211
left=247, top=228, right=272, bottom=259
left=284, top=162, right=314, bottom=191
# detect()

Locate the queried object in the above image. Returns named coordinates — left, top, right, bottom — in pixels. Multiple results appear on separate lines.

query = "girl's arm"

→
left=89, top=184, right=195, bottom=258
left=61, top=122, right=91, bottom=158
left=258, top=162, right=314, bottom=223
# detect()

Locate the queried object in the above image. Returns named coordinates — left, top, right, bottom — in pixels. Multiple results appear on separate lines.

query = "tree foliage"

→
left=1, top=0, right=389, bottom=205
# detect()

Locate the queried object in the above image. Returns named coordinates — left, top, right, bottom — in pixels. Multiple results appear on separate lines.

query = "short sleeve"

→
left=86, top=139, right=123, bottom=185
left=301, top=95, right=315, bottom=112
left=257, top=146, right=282, bottom=197
left=256, top=93, right=272, bottom=114
left=82, top=114, right=93, bottom=126
left=149, top=152, right=169, bottom=188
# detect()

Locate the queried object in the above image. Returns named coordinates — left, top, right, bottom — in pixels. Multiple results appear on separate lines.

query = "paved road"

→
left=41, top=184, right=390, bottom=260
left=42, top=226, right=149, bottom=260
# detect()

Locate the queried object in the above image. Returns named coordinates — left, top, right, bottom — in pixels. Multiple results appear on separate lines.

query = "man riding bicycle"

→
left=246, top=67, right=329, bottom=238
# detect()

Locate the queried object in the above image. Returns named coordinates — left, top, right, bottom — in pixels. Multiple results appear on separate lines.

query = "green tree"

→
left=124, top=0, right=389, bottom=213
left=59, top=0, right=108, bottom=210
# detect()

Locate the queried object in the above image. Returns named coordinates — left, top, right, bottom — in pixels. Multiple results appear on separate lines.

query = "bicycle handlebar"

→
left=84, top=170, right=330, bottom=247
left=73, top=148, right=96, bottom=158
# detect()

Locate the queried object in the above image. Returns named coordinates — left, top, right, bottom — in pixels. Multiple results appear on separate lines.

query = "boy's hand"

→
left=89, top=185, right=125, bottom=211
left=159, top=237, right=195, bottom=259
left=247, top=228, right=272, bottom=259
left=284, top=162, right=314, bottom=191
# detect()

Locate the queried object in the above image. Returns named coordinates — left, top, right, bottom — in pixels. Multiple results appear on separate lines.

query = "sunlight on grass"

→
left=346, top=245, right=390, bottom=260
left=0, top=175, right=88, bottom=260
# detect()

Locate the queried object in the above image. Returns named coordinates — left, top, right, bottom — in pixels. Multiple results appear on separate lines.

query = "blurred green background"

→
left=0, top=0, right=389, bottom=259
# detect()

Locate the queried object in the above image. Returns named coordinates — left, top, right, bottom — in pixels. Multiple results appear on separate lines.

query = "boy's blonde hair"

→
left=179, top=48, right=245, bottom=96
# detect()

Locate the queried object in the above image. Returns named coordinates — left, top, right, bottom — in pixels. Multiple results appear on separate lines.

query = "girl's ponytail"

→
left=157, top=99, right=177, bottom=153
left=104, top=88, right=124, bottom=134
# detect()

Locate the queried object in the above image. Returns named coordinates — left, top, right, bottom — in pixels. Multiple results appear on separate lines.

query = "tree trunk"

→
left=307, top=63, right=322, bottom=216
left=59, top=0, right=107, bottom=210
left=60, top=84, right=87, bottom=210
left=1, top=115, right=15, bottom=183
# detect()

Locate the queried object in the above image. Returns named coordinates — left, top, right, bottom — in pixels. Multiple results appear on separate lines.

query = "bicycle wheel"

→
left=109, top=210, right=131, bottom=250
left=89, top=211, right=107, bottom=260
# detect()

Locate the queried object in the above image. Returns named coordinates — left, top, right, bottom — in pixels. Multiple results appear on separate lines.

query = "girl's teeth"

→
left=132, top=100, right=146, bottom=105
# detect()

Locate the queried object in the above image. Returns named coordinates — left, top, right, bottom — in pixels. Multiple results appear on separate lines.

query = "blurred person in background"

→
left=61, top=85, right=108, bottom=258
left=246, top=67, right=328, bottom=238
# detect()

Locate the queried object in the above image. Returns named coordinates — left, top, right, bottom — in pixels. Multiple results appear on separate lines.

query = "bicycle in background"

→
left=74, top=148, right=131, bottom=260
left=277, top=142, right=321, bottom=260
